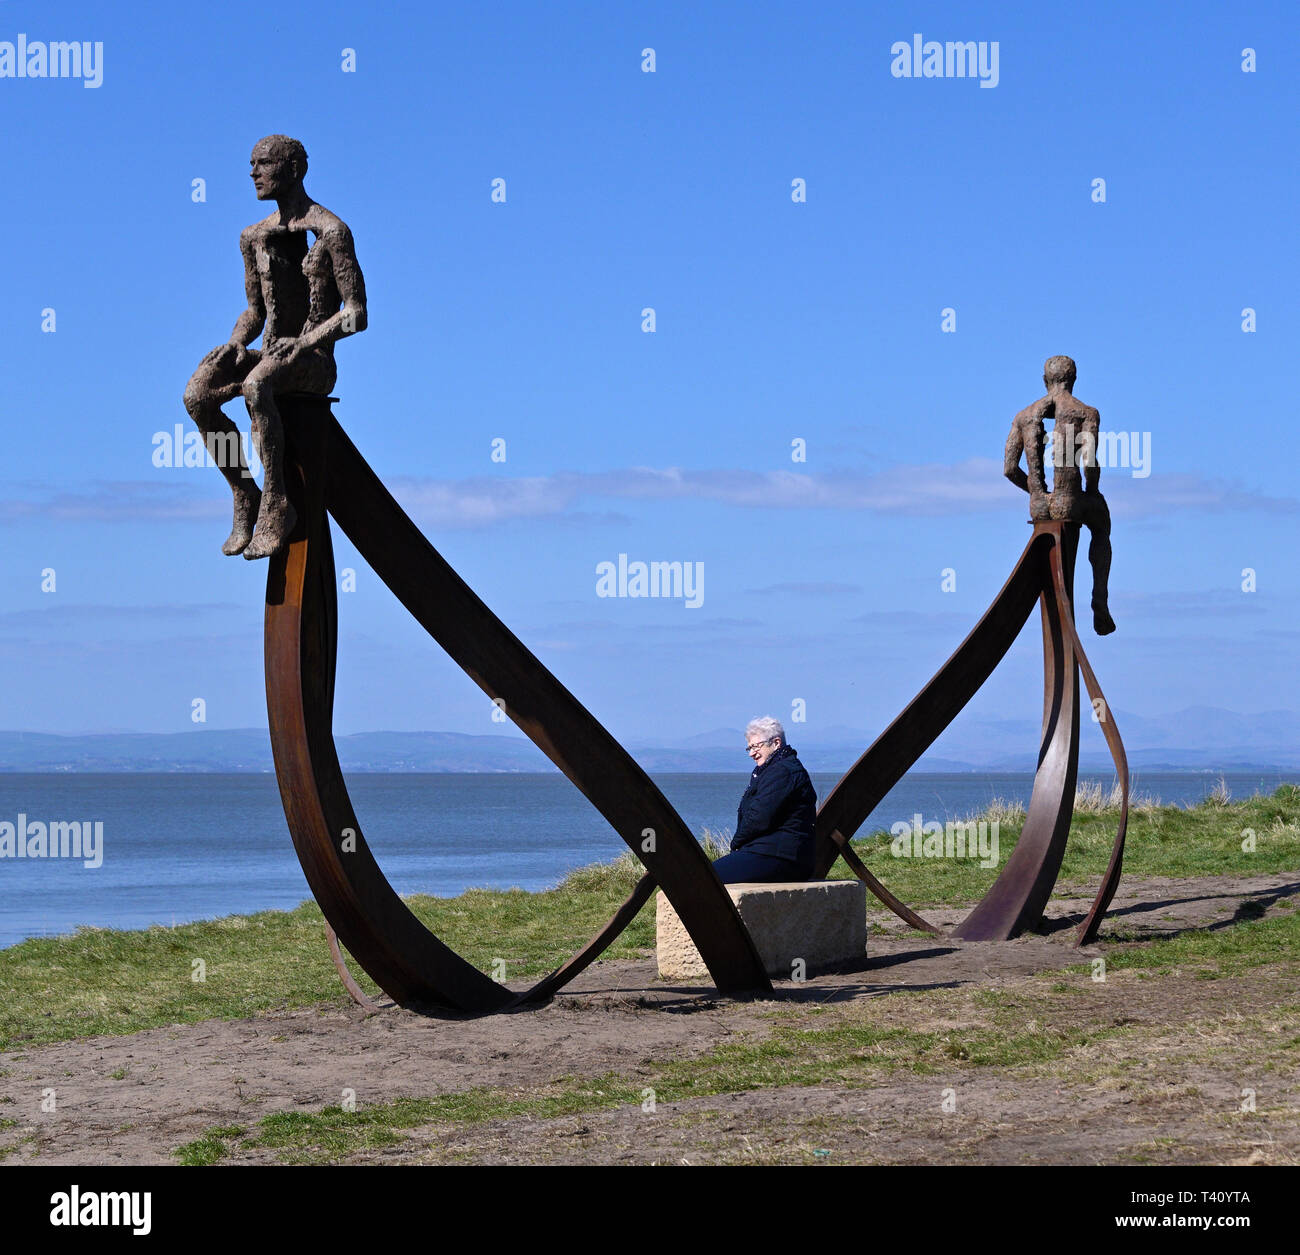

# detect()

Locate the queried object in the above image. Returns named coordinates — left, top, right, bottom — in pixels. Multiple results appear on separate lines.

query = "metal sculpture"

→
left=183, top=135, right=367, bottom=560
left=817, top=357, right=1127, bottom=945
left=265, top=397, right=770, bottom=1010
left=188, top=142, right=1126, bottom=1008
left=816, top=519, right=1128, bottom=946
left=257, top=374, right=1126, bottom=1012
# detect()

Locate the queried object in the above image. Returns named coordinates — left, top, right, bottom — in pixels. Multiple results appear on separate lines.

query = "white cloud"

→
left=1, top=461, right=1292, bottom=529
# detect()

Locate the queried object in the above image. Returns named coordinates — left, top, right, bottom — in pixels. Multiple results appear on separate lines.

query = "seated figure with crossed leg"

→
left=183, top=134, right=367, bottom=559
left=1004, top=355, right=1116, bottom=636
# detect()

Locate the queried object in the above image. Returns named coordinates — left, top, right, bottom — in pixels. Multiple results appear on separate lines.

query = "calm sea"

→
left=0, top=771, right=1288, bottom=949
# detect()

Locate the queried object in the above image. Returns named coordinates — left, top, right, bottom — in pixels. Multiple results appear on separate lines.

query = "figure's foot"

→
left=221, top=487, right=262, bottom=556
left=242, top=498, right=297, bottom=561
left=1093, top=604, right=1116, bottom=636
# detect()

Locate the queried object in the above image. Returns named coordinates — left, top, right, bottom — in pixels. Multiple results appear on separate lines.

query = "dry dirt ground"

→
left=2, top=872, right=1297, bottom=1166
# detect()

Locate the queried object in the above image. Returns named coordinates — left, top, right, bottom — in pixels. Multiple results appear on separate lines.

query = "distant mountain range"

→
left=0, top=706, right=1296, bottom=774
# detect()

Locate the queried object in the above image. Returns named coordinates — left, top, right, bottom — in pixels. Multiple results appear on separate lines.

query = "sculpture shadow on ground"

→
left=1043, top=880, right=1300, bottom=942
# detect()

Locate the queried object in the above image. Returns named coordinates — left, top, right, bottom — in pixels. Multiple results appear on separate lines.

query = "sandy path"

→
left=1, top=871, right=1296, bottom=1165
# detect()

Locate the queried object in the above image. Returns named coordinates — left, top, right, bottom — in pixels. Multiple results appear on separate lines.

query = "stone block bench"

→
left=656, top=880, right=867, bottom=981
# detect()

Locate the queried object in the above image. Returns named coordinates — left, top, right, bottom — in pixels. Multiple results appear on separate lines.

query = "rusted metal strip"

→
left=951, top=524, right=1081, bottom=940
left=813, top=528, right=1050, bottom=931
left=835, top=841, right=942, bottom=936
left=513, top=872, right=658, bottom=1006
left=266, top=399, right=515, bottom=1011
left=266, top=400, right=1127, bottom=1006
left=265, top=399, right=770, bottom=1010
left=324, top=921, right=382, bottom=1011
left=320, top=414, right=769, bottom=999
left=1053, top=555, right=1130, bottom=946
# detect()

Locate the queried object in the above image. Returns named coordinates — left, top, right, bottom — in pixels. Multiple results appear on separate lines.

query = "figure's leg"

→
left=1084, top=492, right=1116, bottom=635
left=712, top=847, right=807, bottom=884
left=240, top=349, right=336, bottom=560
left=239, top=364, right=297, bottom=560
left=182, top=346, right=261, bottom=555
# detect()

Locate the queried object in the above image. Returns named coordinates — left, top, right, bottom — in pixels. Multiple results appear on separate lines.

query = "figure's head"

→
left=249, top=135, right=308, bottom=200
left=745, top=716, right=785, bottom=766
left=1043, top=355, right=1077, bottom=392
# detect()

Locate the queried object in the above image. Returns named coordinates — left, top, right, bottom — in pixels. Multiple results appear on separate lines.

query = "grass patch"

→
left=830, top=783, right=1300, bottom=906
left=649, top=1012, right=1127, bottom=1091
left=175, top=1083, right=648, bottom=1165
left=0, top=855, right=660, bottom=1051
left=173, top=1124, right=246, bottom=1166
left=185, top=1013, right=1136, bottom=1164
left=1053, top=901, right=1300, bottom=980
left=4, top=789, right=1297, bottom=1052
left=174, top=902, right=1300, bottom=1164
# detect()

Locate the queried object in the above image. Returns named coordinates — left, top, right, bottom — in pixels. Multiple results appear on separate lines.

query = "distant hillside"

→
left=0, top=730, right=549, bottom=773
left=0, top=707, right=1297, bottom=773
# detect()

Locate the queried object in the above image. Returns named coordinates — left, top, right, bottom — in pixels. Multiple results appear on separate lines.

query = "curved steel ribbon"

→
left=496, top=522, right=1132, bottom=958
left=951, top=525, right=1081, bottom=939
left=265, top=397, right=770, bottom=1011
left=324, top=922, right=381, bottom=1011
left=265, top=397, right=1130, bottom=1004
left=1051, top=550, right=1130, bottom=947
left=513, top=872, right=657, bottom=1006
left=553, top=523, right=1132, bottom=953
left=812, top=528, right=1053, bottom=931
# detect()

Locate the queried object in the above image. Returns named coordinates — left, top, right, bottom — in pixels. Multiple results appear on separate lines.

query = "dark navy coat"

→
left=732, top=744, right=817, bottom=865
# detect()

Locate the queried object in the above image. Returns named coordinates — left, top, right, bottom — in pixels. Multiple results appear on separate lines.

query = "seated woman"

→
left=712, top=716, right=817, bottom=884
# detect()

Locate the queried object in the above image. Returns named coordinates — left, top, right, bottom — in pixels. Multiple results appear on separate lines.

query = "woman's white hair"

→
left=745, top=715, right=785, bottom=745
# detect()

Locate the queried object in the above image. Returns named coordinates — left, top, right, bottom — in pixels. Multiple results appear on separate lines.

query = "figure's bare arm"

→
left=1006, top=403, right=1049, bottom=496
left=1024, top=413, right=1048, bottom=497
left=1082, top=408, right=1101, bottom=492
left=1004, top=419, right=1029, bottom=492
left=228, top=227, right=266, bottom=347
left=301, top=221, right=368, bottom=351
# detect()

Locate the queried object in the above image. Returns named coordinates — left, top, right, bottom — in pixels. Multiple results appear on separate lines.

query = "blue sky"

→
left=0, top=0, right=1295, bottom=751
